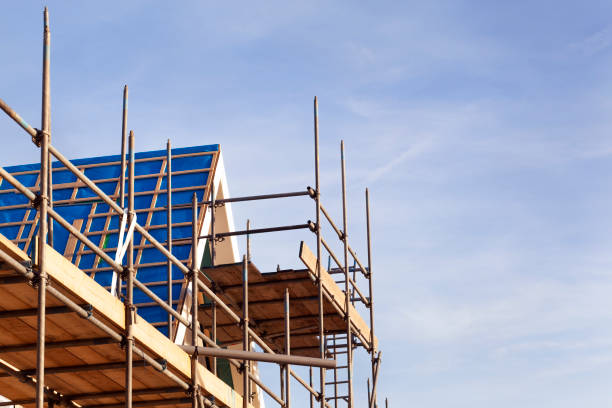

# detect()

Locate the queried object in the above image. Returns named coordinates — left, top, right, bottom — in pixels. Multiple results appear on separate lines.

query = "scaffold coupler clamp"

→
left=83, top=303, right=93, bottom=319
left=30, top=192, right=45, bottom=209
left=120, top=266, right=130, bottom=281
left=126, top=303, right=137, bottom=325
left=120, top=335, right=128, bottom=350
left=308, top=220, right=318, bottom=233
left=157, top=358, right=168, bottom=372
left=307, top=186, right=317, bottom=198
left=20, top=259, right=33, bottom=275
left=30, top=265, right=49, bottom=289
left=188, top=384, right=201, bottom=398
left=32, top=128, right=49, bottom=147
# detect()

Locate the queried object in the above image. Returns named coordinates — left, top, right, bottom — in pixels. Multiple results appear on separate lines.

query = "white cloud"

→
left=570, top=26, right=612, bottom=56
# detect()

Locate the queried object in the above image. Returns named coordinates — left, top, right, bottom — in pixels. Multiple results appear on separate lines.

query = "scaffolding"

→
left=0, top=8, right=384, bottom=408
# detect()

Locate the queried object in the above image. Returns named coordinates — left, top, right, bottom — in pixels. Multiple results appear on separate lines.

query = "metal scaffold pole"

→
left=210, top=182, right=217, bottom=376
left=313, top=96, right=325, bottom=408
left=284, top=288, right=291, bottom=408
left=117, top=85, right=128, bottom=297
left=120, top=86, right=128, bottom=210
left=242, top=255, right=250, bottom=408
left=191, top=192, right=200, bottom=408
left=340, top=140, right=353, bottom=407
left=125, top=130, right=136, bottom=408
left=35, top=7, right=51, bottom=408
left=309, top=367, right=314, bottom=408
left=167, top=139, right=173, bottom=337
left=366, top=187, right=378, bottom=408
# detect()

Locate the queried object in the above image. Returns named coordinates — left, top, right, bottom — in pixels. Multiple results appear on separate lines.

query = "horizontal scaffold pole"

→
left=179, top=345, right=336, bottom=369
left=197, top=222, right=313, bottom=241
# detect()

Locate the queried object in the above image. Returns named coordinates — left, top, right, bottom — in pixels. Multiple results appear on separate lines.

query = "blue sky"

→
left=3, top=1, right=612, bottom=407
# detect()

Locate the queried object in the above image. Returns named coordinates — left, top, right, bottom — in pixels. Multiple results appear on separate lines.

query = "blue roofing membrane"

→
left=0, top=144, right=219, bottom=337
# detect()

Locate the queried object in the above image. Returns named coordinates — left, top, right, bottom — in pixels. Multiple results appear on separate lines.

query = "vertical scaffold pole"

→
left=120, top=86, right=128, bottom=209
left=167, top=139, right=173, bottom=337
left=246, top=219, right=251, bottom=403
left=284, top=288, right=291, bottom=408
left=211, top=297, right=217, bottom=376
left=246, top=219, right=251, bottom=261
left=210, top=183, right=216, bottom=266
left=116, top=85, right=128, bottom=298
left=210, top=182, right=217, bottom=375
left=45, top=9, right=53, bottom=248
left=309, top=367, right=314, bottom=408
left=340, top=140, right=353, bottom=407
left=191, top=193, right=200, bottom=408
left=366, top=187, right=377, bottom=407
left=125, top=130, right=135, bottom=408
left=280, top=362, right=285, bottom=406
left=190, top=193, right=200, bottom=406
left=36, top=8, right=51, bottom=408
left=313, top=96, right=325, bottom=408
left=242, top=255, right=249, bottom=408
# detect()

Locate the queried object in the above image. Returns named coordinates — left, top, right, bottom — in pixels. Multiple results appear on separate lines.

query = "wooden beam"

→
left=299, top=241, right=378, bottom=351
left=41, top=242, right=254, bottom=408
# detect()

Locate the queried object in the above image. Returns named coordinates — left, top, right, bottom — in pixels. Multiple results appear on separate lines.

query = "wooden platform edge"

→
left=299, top=241, right=378, bottom=351
left=24, top=239, right=252, bottom=408
left=0, top=233, right=28, bottom=263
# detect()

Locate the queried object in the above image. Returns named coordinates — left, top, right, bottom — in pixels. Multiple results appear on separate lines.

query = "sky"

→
left=2, top=1, right=612, bottom=407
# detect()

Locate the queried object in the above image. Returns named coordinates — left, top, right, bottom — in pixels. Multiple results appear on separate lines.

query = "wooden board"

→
left=197, top=241, right=376, bottom=357
left=0, top=234, right=253, bottom=408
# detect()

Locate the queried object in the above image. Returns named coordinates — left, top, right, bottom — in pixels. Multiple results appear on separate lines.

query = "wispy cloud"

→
left=570, top=26, right=612, bottom=56
left=364, top=138, right=434, bottom=183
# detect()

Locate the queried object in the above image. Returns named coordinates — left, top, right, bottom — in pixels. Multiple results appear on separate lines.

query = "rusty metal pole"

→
left=340, top=140, right=353, bottom=408
left=369, top=351, right=381, bottom=408
left=117, top=85, right=128, bottom=298
left=120, top=86, right=128, bottom=209
left=47, top=154, right=53, bottom=248
left=367, top=378, right=371, bottom=408
left=35, top=8, right=51, bottom=408
left=313, top=96, right=325, bottom=408
left=210, top=183, right=216, bottom=266
left=242, top=255, right=249, bottom=408
left=245, top=219, right=251, bottom=403
left=191, top=193, right=200, bottom=408
left=210, top=182, right=216, bottom=375
left=167, top=139, right=173, bottom=337
left=284, top=288, right=291, bottom=408
left=366, top=187, right=377, bottom=407
left=280, top=364, right=285, bottom=407
left=45, top=10, right=53, bottom=248
left=125, top=130, right=136, bottom=408
left=309, top=367, right=314, bottom=408
left=246, top=219, right=251, bottom=261
left=211, top=298, right=217, bottom=376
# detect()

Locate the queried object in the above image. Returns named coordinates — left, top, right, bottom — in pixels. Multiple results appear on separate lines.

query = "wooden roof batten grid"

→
left=0, top=6, right=384, bottom=408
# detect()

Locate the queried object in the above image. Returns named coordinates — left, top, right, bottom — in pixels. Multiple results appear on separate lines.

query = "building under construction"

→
left=0, top=8, right=383, bottom=408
